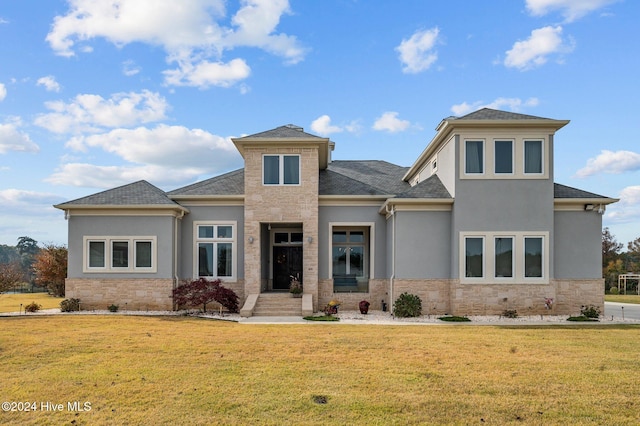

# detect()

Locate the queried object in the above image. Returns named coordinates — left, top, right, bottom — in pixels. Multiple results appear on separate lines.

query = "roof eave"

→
left=53, top=204, right=190, bottom=213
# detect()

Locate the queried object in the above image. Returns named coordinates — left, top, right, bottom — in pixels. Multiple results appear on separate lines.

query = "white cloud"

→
left=45, top=0, right=306, bottom=89
left=504, top=26, right=573, bottom=70
left=0, top=83, right=6, bottom=101
left=606, top=185, right=640, bottom=224
left=0, top=120, right=40, bottom=154
left=310, top=115, right=343, bottom=136
left=451, top=97, right=540, bottom=116
left=52, top=124, right=242, bottom=187
left=396, top=27, right=440, bottom=74
left=163, top=58, right=251, bottom=88
left=34, top=90, right=168, bottom=134
left=526, top=0, right=618, bottom=22
left=574, top=150, right=640, bottom=178
left=36, top=76, right=62, bottom=92
left=122, top=60, right=141, bottom=76
left=0, top=189, right=65, bottom=211
left=372, top=112, right=411, bottom=133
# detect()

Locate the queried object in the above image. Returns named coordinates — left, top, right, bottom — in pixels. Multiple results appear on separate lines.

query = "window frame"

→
left=524, top=236, right=544, bottom=279
left=523, top=140, right=544, bottom=175
left=464, top=236, right=485, bottom=279
left=83, top=236, right=157, bottom=273
left=193, top=221, right=237, bottom=281
left=328, top=222, right=375, bottom=291
left=464, top=140, right=485, bottom=175
left=494, top=140, right=514, bottom=175
left=262, top=154, right=301, bottom=186
left=494, top=236, right=514, bottom=279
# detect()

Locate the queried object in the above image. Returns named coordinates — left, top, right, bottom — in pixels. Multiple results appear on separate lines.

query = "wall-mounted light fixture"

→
left=584, top=204, right=595, bottom=211
left=248, top=236, right=254, bottom=244
left=307, top=236, right=313, bottom=243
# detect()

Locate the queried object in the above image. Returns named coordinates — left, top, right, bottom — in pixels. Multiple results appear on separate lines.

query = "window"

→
left=494, top=140, right=513, bottom=174
left=524, top=237, right=543, bottom=278
left=465, top=141, right=484, bottom=174
left=524, top=140, right=543, bottom=174
left=465, top=237, right=484, bottom=278
left=331, top=227, right=370, bottom=293
left=84, top=237, right=156, bottom=272
left=494, top=237, right=513, bottom=278
left=263, top=154, right=300, bottom=185
left=195, top=223, right=236, bottom=280
left=461, top=233, right=547, bottom=283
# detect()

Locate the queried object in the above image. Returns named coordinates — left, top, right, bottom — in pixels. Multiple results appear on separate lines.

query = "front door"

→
left=273, top=246, right=303, bottom=290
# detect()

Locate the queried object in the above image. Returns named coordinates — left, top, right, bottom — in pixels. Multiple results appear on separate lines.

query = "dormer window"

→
left=263, top=154, right=300, bottom=185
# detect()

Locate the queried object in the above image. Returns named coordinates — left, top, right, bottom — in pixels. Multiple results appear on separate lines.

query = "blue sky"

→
left=0, top=0, right=639, bottom=247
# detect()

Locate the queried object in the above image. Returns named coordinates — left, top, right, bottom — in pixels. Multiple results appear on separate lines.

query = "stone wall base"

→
left=318, top=279, right=388, bottom=312
left=65, top=278, right=174, bottom=311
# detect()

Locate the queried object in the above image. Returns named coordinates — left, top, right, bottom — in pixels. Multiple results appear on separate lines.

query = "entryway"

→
left=268, top=226, right=304, bottom=291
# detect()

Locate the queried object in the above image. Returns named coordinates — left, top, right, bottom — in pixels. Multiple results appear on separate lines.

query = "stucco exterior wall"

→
left=67, top=215, right=176, bottom=279
left=554, top=210, right=603, bottom=279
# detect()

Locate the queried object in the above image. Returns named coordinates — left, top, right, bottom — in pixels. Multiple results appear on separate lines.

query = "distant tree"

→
left=0, top=261, right=24, bottom=293
left=172, top=278, right=239, bottom=313
left=33, top=244, right=67, bottom=297
left=602, top=228, right=623, bottom=267
left=0, top=245, right=20, bottom=264
left=16, top=236, right=40, bottom=284
left=627, top=237, right=640, bottom=272
left=603, top=259, right=625, bottom=292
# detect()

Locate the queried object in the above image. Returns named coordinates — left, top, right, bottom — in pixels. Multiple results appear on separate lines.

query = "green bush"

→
left=581, top=305, right=601, bottom=319
left=24, top=302, right=42, bottom=313
left=60, top=298, right=80, bottom=312
left=439, top=316, right=471, bottom=322
left=502, top=309, right=518, bottom=319
left=108, top=304, right=119, bottom=313
left=393, top=292, right=422, bottom=318
left=609, top=286, right=619, bottom=295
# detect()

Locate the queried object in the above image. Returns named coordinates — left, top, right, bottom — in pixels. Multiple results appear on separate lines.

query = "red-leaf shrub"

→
left=172, top=278, right=239, bottom=313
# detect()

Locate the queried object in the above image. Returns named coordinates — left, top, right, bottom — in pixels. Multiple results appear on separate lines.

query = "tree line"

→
left=602, top=228, right=640, bottom=292
left=0, top=236, right=67, bottom=297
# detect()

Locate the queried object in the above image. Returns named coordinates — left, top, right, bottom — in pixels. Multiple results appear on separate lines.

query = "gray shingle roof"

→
left=55, top=180, right=181, bottom=207
left=236, top=125, right=324, bottom=140
left=168, top=169, right=244, bottom=197
left=554, top=183, right=609, bottom=199
left=456, top=108, right=552, bottom=121
left=397, top=175, right=452, bottom=199
left=325, top=160, right=411, bottom=195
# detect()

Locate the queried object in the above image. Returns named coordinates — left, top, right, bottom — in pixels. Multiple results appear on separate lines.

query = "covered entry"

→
left=267, top=225, right=304, bottom=291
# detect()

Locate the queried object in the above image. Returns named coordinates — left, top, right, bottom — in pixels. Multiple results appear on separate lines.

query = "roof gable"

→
left=236, top=124, right=324, bottom=140
left=456, top=108, right=552, bottom=121
left=54, top=180, right=183, bottom=209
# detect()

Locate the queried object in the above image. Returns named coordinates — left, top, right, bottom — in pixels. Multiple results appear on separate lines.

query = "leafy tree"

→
left=603, top=259, right=625, bottom=292
left=627, top=237, right=640, bottom=272
left=0, top=244, right=20, bottom=264
left=172, top=278, right=239, bottom=313
left=33, top=244, right=68, bottom=297
left=602, top=228, right=622, bottom=267
left=0, top=261, right=24, bottom=293
left=16, top=236, right=39, bottom=284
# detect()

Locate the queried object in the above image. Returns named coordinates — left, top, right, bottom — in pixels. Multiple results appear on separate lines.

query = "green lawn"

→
left=0, top=293, right=64, bottom=313
left=1, top=316, right=639, bottom=425
left=605, top=294, right=640, bottom=304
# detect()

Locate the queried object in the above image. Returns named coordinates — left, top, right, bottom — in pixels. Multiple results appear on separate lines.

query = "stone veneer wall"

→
left=318, top=279, right=388, bottom=312
left=392, top=279, right=453, bottom=316
left=243, top=146, right=320, bottom=309
left=65, top=278, right=174, bottom=311
left=553, top=279, right=604, bottom=315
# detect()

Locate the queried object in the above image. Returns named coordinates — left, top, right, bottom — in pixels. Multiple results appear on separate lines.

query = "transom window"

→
left=263, top=154, right=300, bottom=185
left=84, top=237, right=156, bottom=273
left=195, top=223, right=236, bottom=280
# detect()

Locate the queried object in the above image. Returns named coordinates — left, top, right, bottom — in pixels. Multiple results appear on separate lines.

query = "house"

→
left=54, top=108, right=618, bottom=316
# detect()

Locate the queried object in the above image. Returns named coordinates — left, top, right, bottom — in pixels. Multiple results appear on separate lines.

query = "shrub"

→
left=439, top=316, right=471, bottom=322
left=393, top=292, right=422, bottom=318
left=108, top=304, right=119, bottom=312
left=173, top=278, right=239, bottom=313
left=24, top=302, right=42, bottom=313
left=502, top=309, right=518, bottom=319
left=60, top=298, right=80, bottom=312
left=581, top=305, right=601, bottom=319
left=609, top=286, right=619, bottom=295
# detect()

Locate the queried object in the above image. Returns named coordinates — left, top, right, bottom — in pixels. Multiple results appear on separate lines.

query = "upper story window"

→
left=263, top=154, right=300, bottom=185
left=524, top=140, right=543, bottom=174
left=494, top=140, right=513, bottom=174
left=465, top=140, right=484, bottom=174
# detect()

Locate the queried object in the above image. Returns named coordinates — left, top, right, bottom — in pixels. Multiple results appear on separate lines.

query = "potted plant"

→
left=324, top=299, right=341, bottom=315
left=359, top=300, right=370, bottom=314
left=289, top=274, right=302, bottom=297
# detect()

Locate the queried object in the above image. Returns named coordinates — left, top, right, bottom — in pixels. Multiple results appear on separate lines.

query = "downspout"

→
left=386, top=204, right=396, bottom=312
left=173, top=210, right=185, bottom=310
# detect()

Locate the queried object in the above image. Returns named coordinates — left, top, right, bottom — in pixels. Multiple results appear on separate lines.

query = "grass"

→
left=605, top=294, right=640, bottom=304
left=1, top=316, right=640, bottom=425
left=0, top=293, right=64, bottom=313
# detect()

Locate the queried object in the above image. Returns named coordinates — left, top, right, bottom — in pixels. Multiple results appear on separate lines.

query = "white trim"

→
left=494, top=236, right=515, bottom=280
left=328, top=222, right=375, bottom=280
left=463, top=139, right=485, bottom=176
left=83, top=236, right=157, bottom=273
left=262, top=154, right=301, bottom=186
left=523, top=139, right=545, bottom=176
left=193, top=221, right=237, bottom=282
left=459, top=231, right=549, bottom=284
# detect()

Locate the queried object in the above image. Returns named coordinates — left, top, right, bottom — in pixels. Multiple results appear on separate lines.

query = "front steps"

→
left=248, top=293, right=303, bottom=317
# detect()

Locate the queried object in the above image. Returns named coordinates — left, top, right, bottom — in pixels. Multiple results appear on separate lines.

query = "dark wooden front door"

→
left=273, top=246, right=303, bottom=290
